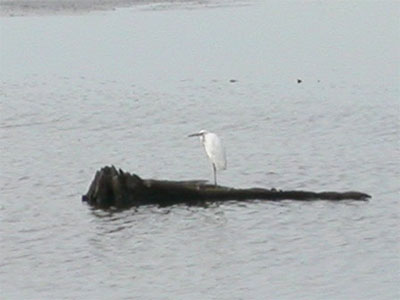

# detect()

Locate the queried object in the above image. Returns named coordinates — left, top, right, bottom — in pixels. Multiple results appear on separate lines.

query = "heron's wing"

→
left=204, top=133, right=227, bottom=170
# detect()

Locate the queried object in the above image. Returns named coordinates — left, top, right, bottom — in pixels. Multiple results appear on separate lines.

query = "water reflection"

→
left=1, top=1, right=399, bottom=299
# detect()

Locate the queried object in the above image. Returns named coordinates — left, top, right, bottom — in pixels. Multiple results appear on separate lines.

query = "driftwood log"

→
left=82, top=166, right=370, bottom=209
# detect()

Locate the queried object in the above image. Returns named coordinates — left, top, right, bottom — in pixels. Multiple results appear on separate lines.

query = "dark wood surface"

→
left=82, top=166, right=371, bottom=209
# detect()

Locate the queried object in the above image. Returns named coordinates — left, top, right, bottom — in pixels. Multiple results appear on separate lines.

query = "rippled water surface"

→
left=1, top=1, right=399, bottom=299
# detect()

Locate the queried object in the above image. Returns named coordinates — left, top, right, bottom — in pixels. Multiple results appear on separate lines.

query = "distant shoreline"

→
left=0, top=0, right=155, bottom=17
left=0, top=0, right=237, bottom=17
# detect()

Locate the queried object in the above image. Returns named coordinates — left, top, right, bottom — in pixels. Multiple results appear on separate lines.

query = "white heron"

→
left=188, top=130, right=227, bottom=185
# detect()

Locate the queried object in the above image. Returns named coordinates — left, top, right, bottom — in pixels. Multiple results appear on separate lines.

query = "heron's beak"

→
left=188, top=133, right=201, bottom=137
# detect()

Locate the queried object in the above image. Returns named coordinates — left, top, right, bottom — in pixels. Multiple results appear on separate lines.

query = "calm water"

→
left=1, top=1, right=399, bottom=299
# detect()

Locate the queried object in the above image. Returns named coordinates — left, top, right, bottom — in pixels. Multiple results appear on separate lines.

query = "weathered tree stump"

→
left=82, top=166, right=370, bottom=209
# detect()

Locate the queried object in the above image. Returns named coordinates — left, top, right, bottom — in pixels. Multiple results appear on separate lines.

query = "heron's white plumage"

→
left=188, top=129, right=227, bottom=185
left=201, top=132, right=227, bottom=171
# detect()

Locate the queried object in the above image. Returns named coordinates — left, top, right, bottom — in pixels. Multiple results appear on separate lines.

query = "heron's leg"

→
left=212, top=163, right=217, bottom=186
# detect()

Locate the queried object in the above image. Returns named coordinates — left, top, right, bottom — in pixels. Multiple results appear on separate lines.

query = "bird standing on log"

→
left=188, top=130, right=227, bottom=185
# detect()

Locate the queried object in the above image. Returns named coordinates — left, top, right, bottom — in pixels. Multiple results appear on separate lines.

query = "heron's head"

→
left=188, top=129, right=208, bottom=138
left=188, top=130, right=208, bottom=142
